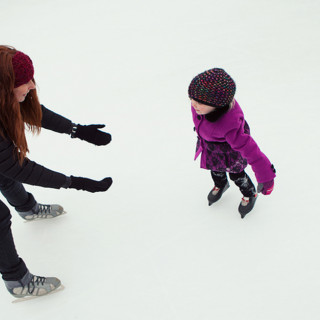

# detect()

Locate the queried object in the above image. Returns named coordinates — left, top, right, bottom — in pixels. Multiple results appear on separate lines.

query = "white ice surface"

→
left=0, top=0, right=320, bottom=319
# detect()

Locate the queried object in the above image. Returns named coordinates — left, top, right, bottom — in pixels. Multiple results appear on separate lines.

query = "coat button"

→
left=197, top=115, right=201, bottom=120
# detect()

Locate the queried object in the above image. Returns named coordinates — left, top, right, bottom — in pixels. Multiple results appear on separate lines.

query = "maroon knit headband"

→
left=12, top=51, right=34, bottom=88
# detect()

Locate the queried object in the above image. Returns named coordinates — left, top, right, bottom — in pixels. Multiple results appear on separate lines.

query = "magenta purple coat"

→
left=192, top=100, right=276, bottom=184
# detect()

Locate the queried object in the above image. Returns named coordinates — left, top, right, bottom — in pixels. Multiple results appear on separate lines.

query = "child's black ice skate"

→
left=238, top=193, right=258, bottom=218
left=207, top=182, right=230, bottom=206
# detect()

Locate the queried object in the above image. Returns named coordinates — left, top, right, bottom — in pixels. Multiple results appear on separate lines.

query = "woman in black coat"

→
left=0, top=45, right=112, bottom=299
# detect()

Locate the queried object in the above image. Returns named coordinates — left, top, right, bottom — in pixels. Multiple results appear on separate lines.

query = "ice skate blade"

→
left=23, top=211, right=67, bottom=223
left=11, top=284, right=65, bottom=303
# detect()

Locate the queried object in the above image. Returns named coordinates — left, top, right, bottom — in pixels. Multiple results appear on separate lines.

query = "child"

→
left=0, top=46, right=113, bottom=298
left=188, top=68, right=276, bottom=218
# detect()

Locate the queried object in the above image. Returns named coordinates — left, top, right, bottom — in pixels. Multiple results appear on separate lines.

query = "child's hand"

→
left=257, top=180, right=274, bottom=195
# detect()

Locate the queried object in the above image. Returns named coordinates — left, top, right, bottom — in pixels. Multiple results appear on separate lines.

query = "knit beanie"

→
left=12, top=51, right=34, bottom=88
left=188, top=68, right=236, bottom=107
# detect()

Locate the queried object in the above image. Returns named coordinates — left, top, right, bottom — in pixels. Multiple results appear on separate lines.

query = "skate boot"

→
left=238, top=193, right=258, bottom=218
left=17, top=203, right=65, bottom=221
left=4, top=271, right=61, bottom=298
left=208, top=182, right=230, bottom=206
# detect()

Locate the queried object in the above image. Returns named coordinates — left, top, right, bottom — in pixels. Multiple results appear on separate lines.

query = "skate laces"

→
left=241, top=197, right=250, bottom=203
left=38, top=204, right=51, bottom=215
left=27, top=276, right=46, bottom=294
left=211, top=186, right=221, bottom=195
left=241, top=194, right=257, bottom=206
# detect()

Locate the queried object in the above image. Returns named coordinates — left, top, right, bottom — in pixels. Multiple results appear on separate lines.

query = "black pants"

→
left=0, top=175, right=36, bottom=281
left=211, top=170, right=256, bottom=197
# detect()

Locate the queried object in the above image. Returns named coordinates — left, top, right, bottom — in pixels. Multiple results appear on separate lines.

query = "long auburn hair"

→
left=0, top=45, right=42, bottom=164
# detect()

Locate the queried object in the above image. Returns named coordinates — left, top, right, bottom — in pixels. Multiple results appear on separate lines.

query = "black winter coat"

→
left=0, top=105, right=72, bottom=189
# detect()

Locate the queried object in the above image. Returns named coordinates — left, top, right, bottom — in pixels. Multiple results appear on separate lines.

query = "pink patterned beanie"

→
left=188, top=68, right=236, bottom=107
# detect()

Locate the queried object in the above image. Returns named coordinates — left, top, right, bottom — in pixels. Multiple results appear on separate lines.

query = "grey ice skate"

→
left=4, top=271, right=61, bottom=299
left=17, top=203, right=66, bottom=221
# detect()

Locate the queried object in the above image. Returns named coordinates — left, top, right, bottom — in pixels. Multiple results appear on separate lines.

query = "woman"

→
left=189, top=68, right=276, bottom=218
left=0, top=45, right=113, bottom=298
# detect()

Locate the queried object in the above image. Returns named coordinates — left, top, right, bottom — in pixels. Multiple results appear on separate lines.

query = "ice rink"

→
left=1, top=0, right=319, bottom=319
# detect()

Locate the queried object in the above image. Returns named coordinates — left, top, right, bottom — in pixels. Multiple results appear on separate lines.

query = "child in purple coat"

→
left=188, top=68, right=276, bottom=218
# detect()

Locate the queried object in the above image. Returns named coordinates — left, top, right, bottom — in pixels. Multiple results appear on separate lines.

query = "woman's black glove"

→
left=71, top=124, right=112, bottom=146
left=69, top=176, right=113, bottom=192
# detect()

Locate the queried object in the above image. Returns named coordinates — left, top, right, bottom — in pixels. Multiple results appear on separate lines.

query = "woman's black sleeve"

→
left=41, top=105, right=73, bottom=134
left=0, top=136, right=67, bottom=189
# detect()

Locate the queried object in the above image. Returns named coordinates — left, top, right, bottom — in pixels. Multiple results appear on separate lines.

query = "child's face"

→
left=191, top=99, right=216, bottom=115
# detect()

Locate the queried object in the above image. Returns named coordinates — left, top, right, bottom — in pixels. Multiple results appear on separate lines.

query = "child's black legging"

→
left=210, top=170, right=256, bottom=197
